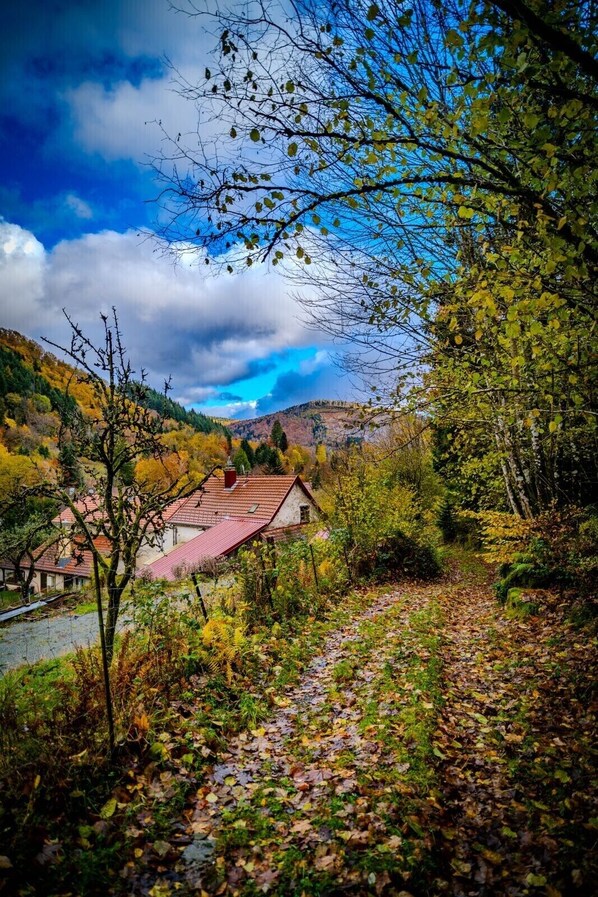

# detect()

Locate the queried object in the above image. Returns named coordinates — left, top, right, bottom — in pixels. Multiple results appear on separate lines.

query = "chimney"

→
left=224, top=456, right=237, bottom=489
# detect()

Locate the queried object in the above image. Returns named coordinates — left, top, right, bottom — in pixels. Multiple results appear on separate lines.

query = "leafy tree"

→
left=156, top=0, right=597, bottom=515
left=0, top=444, right=38, bottom=494
left=44, top=310, right=197, bottom=665
left=58, top=441, right=84, bottom=490
left=162, top=428, right=229, bottom=476
left=285, top=443, right=311, bottom=474
left=255, top=442, right=285, bottom=474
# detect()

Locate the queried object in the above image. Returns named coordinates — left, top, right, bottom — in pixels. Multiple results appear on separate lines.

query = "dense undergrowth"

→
left=0, top=522, right=440, bottom=896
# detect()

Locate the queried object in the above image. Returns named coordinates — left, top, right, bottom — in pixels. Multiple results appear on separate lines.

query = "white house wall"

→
left=268, top=484, right=318, bottom=530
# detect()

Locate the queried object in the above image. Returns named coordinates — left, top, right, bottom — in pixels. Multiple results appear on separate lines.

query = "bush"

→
left=360, top=530, right=441, bottom=581
left=477, top=506, right=598, bottom=602
left=236, top=535, right=349, bottom=628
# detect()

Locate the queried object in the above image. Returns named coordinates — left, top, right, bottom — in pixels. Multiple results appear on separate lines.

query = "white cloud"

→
left=66, top=75, right=182, bottom=162
left=64, top=61, right=241, bottom=165
left=0, top=221, right=329, bottom=399
left=0, top=222, right=46, bottom=331
left=203, top=399, right=259, bottom=420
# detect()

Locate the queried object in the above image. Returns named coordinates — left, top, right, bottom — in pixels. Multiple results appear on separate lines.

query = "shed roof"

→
left=145, top=517, right=267, bottom=581
left=167, top=474, right=316, bottom=528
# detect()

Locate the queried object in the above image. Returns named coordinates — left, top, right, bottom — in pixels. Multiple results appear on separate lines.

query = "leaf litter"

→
left=129, top=559, right=597, bottom=897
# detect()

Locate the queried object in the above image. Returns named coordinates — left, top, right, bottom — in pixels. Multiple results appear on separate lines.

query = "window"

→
left=248, top=503, right=259, bottom=514
left=172, top=526, right=178, bottom=546
left=300, top=505, right=310, bottom=524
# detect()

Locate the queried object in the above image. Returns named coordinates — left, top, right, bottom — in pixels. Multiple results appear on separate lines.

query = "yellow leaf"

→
left=100, top=797, right=117, bottom=819
left=454, top=334, right=463, bottom=345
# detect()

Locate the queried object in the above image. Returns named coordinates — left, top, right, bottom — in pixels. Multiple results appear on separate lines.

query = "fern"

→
left=201, top=617, right=247, bottom=684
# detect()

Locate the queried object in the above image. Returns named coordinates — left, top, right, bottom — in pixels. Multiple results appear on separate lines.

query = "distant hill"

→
left=227, top=400, right=370, bottom=447
left=0, top=329, right=226, bottom=459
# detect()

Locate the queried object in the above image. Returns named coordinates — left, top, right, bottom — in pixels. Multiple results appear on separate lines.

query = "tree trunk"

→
left=104, top=585, right=121, bottom=665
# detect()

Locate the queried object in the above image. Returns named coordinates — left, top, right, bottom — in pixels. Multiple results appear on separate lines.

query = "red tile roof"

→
left=167, top=474, right=315, bottom=528
left=162, top=496, right=189, bottom=522
left=53, top=494, right=102, bottom=526
left=144, top=518, right=267, bottom=581
left=1, top=535, right=111, bottom=580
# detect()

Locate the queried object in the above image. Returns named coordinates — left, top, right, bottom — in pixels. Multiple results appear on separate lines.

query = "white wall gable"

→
left=268, top=482, right=318, bottom=529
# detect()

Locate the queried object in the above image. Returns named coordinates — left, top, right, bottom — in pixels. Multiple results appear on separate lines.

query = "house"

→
left=143, top=463, right=320, bottom=581
left=0, top=534, right=111, bottom=596
left=9, top=464, right=320, bottom=590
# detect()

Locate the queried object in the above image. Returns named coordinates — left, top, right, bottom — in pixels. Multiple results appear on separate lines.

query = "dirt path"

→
left=132, top=561, right=597, bottom=897
left=434, top=579, right=597, bottom=896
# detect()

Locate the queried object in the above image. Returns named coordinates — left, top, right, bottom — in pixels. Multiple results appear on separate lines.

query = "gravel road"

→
left=0, top=578, right=229, bottom=673
left=0, top=609, right=105, bottom=671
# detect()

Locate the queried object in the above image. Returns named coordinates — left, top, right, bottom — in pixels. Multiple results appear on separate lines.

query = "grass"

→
left=0, top=588, right=22, bottom=611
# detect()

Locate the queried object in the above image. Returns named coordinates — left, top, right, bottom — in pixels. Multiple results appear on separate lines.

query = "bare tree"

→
left=44, top=310, right=197, bottom=665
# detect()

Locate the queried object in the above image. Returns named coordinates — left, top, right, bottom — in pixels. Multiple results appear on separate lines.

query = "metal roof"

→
left=166, top=475, right=316, bottom=528
left=144, top=517, right=267, bottom=581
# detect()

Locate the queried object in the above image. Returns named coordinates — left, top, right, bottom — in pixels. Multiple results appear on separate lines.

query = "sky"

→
left=0, top=0, right=355, bottom=419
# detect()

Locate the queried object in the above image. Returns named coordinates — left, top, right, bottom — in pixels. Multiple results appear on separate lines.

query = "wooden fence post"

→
left=309, top=543, right=320, bottom=593
left=191, top=572, right=209, bottom=622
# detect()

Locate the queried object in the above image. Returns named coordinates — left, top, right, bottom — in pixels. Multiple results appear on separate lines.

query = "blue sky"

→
left=0, top=0, right=354, bottom=419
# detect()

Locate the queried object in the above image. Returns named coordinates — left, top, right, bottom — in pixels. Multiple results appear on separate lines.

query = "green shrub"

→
left=370, top=530, right=441, bottom=581
left=491, top=507, right=598, bottom=603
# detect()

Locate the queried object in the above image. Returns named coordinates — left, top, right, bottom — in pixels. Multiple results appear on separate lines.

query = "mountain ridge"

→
left=225, top=400, right=368, bottom=448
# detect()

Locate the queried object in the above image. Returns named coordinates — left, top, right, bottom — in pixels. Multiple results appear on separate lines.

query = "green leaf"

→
left=250, top=128, right=260, bottom=142
left=288, top=142, right=298, bottom=157
left=366, top=4, right=380, bottom=21
left=458, top=206, right=474, bottom=219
